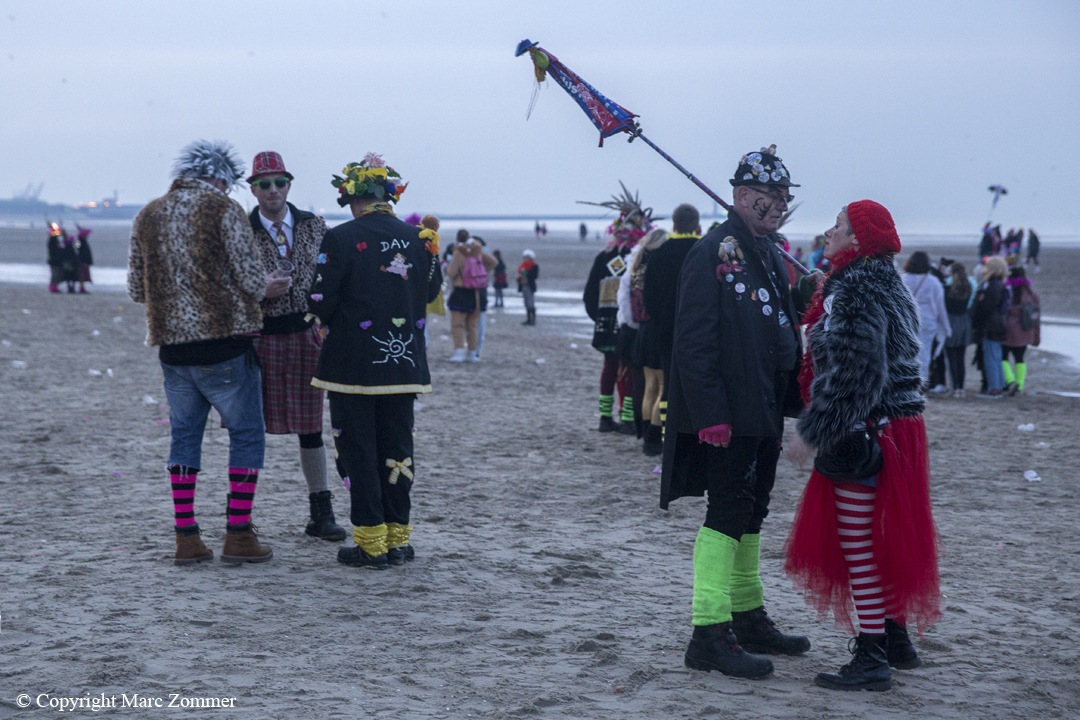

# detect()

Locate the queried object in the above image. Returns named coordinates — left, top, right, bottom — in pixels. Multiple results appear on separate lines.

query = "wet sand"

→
left=1, top=227, right=1078, bottom=718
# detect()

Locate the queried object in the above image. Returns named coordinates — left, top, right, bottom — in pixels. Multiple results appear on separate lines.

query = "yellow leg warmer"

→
left=386, top=522, right=413, bottom=549
left=353, top=524, right=388, bottom=557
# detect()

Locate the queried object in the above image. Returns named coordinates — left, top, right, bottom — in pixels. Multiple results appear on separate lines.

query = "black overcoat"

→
left=660, top=213, right=803, bottom=508
left=308, top=212, right=442, bottom=395
left=584, top=246, right=630, bottom=353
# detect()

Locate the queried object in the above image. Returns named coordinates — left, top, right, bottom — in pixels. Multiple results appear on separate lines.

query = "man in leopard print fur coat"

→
left=128, top=140, right=275, bottom=567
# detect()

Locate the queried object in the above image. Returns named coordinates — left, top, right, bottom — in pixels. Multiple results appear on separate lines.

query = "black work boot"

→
left=684, top=622, right=774, bottom=679
left=814, top=634, right=892, bottom=691
left=643, top=423, right=664, bottom=456
left=305, top=491, right=347, bottom=541
left=598, top=416, right=617, bottom=433
left=387, top=545, right=416, bottom=565
left=730, top=606, right=811, bottom=655
left=338, top=545, right=388, bottom=570
left=884, top=618, right=922, bottom=669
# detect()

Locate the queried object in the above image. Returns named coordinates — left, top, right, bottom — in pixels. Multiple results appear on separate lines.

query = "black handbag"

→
left=814, top=429, right=884, bottom=482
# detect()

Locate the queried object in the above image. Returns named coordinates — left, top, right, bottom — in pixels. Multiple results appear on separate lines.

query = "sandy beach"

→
left=1, top=226, right=1079, bottom=719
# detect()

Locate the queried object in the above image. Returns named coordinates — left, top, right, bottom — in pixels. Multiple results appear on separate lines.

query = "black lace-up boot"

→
left=730, top=606, right=811, bottom=655
left=684, top=622, right=774, bottom=679
left=305, top=491, right=347, bottom=541
left=815, top=634, right=892, bottom=691
left=884, top=618, right=922, bottom=669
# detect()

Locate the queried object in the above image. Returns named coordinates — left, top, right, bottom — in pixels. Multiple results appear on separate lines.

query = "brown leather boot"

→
left=175, top=526, right=213, bottom=566
left=221, top=522, right=273, bottom=564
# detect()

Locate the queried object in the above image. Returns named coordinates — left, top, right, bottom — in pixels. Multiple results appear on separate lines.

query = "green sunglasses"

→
left=252, top=178, right=290, bottom=190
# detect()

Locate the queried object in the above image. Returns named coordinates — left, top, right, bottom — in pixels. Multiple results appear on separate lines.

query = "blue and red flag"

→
left=516, top=39, right=637, bottom=146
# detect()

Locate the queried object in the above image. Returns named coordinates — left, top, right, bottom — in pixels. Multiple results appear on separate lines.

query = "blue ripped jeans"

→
left=161, top=350, right=265, bottom=470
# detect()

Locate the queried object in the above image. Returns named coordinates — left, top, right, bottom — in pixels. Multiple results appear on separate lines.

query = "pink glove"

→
left=698, top=423, right=732, bottom=447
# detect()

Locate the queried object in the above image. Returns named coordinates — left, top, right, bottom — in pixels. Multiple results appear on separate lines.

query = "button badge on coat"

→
left=762, top=305, right=773, bottom=316
left=725, top=273, right=734, bottom=283
left=759, top=288, right=770, bottom=303
left=735, top=282, right=746, bottom=294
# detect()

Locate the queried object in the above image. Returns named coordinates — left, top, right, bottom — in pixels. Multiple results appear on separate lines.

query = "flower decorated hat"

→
left=730, top=144, right=799, bottom=187
left=332, top=153, right=407, bottom=207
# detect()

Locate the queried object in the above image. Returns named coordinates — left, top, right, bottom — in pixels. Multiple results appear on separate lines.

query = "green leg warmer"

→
left=692, top=527, right=740, bottom=626
left=599, top=394, right=614, bottom=418
left=1016, top=362, right=1027, bottom=390
left=1002, top=361, right=1015, bottom=385
left=730, top=533, right=765, bottom=612
left=620, top=396, right=635, bottom=423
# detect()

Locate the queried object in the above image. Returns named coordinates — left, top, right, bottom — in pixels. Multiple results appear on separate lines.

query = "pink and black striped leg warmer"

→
left=227, top=467, right=259, bottom=527
left=169, top=465, right=199, bottom=530
left=834, top=482, right=886, bottom=635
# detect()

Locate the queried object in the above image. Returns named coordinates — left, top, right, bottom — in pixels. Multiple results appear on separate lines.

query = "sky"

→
left=1, top=0, right=1078, bottom=236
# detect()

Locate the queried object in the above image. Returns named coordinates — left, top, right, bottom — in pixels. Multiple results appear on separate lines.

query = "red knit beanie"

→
left=847, top=200, right=901, bottom=257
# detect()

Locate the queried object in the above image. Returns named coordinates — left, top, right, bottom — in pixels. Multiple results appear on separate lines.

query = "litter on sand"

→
left=570, top=343, right=579, bottom=349
left=11, top=360, right=27, bottom=369
left=88, top=369, right=102, bottom=376
left=1024, top=470, right=1042, bottom=482
left=1018, top=423, right=1035, bottom=431
left=92, top=329, right=100, bottom=336
left=143, top=395, right=158, bottom=405
left=535, top=358, right=546, bottom=364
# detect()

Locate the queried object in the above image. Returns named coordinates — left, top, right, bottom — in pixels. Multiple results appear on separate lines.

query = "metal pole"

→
left=634, top=131, right=812, bottom=276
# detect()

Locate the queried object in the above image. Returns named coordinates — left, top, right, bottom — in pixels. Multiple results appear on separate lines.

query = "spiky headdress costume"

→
left=332, top=153, right=407, bottom=208
left=579, top=181, right=657, bottom=247
left=171, top=140, right=245, bottom=188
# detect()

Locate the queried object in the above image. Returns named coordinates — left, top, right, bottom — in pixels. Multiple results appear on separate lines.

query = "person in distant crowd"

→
left=492, top=249, right=508, bottom=308
left=59, top=229, right=79, bottom=293
left=579, top=222, right=588, bottom=242
left=541, top=221, right=548, bottom=238
left=943, top=262, right=976, bottom=396
left=309, top=153, right=442, bottom=569
left=535, top=221, right=542, bottom=239
left=901, top=251, right=950, bottom=389
left=1002, top=266, right=1040, bottom=396
left=991, top=225, right=1003, bottom=255
left=624, top=227, right=671, bottom=455
left=472, top=236, right=491, bottom=360
left=1025, top=228, right=1040, bottom=272
left=245, top=151, right=345, bottom=542
left=518, top=249, right=539, bottom=325
left=924, top=259, right=953, bottom=393
left=978, top=223, right=995, bottom=259
left=793, top=246, right=804, bottom=263
left=971, top=256, right=1010, bottom=398
left=785, top=200, right=940, bottom=692
left=662, top=146, right=809, bottom=681
left=583, top=186, right=653, bottom=433
left=128, top=140, right=272, bottom=566
left=75, top=226, right=93, bottom=293
left=643, top=203, right=701, bottom=447
left=46, top=223, right=65, bottom=293
left=445, top=233, right=496, bottom=362
left=808, top=234, right=826, bottom=270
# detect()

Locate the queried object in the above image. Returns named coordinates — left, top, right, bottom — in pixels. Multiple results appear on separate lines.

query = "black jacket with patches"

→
left=584, top=246, right=631, bottom=352
left=797, top=255, right=924, bottom=454
left=308, top=213, right=442, bottom=395
left=660, top=212, right=803, bottom=508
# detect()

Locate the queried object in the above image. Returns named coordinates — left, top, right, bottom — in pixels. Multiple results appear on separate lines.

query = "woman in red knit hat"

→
left=784, top=201, right=941, bottom=691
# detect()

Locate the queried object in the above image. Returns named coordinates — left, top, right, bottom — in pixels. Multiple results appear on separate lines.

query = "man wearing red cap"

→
left=661, top=146, right=810, bottom=679
left=248, top=151, right=346, bottom=541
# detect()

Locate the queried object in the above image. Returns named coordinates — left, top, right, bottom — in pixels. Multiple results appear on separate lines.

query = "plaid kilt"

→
left=254, top=326, right=324, bottom=435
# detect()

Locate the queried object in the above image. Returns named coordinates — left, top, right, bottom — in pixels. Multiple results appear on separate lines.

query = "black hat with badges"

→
left=730, top=144, right=799, bottom=187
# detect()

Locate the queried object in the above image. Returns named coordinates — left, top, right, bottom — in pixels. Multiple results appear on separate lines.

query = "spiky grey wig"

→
left=171, top=139, right=245, bottom=187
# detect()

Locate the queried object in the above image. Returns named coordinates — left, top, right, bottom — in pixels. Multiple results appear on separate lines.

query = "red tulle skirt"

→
left=784, top=415, right=942, bottom=635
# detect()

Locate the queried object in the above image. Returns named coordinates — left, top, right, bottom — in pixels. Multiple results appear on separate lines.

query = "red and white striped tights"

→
left=834, top=482, right=886, bottom=635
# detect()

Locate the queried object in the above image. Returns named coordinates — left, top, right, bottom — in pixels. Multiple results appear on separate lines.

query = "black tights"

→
left=299, top=432, right=323, bottom=449
left=945, top=346, right=966, bottom=390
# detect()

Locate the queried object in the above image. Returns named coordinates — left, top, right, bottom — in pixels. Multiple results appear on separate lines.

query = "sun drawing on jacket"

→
left=372, top=331, right=416, bottom=366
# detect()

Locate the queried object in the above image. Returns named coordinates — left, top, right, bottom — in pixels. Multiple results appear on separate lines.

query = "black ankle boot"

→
left=598, top=416, right=617, bottom=433
left=643, top=423, right=664, bottom=456
left=814, top=634, right=892, bottom=691
left=884, top=618, right=921, bottom=669
left=684, top=622, right=774, bottom=679
left=305, top=491, right=347, bottom=541
left=387, top=545, right=415, bottom=565
left=730, top=606, right=811, bottom=655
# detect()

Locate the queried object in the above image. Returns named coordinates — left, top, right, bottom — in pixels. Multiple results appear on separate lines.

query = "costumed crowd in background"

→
left=46, top=222, right=94, bottom=293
